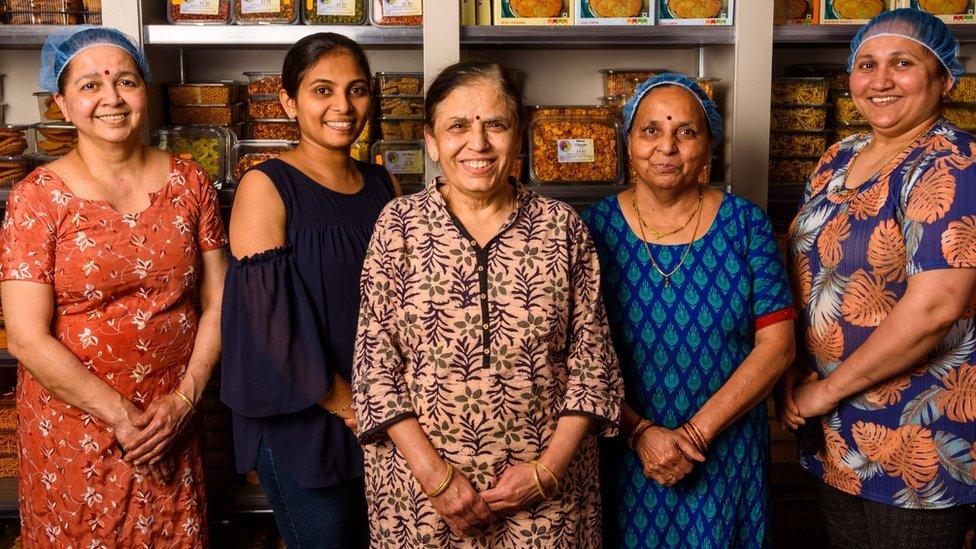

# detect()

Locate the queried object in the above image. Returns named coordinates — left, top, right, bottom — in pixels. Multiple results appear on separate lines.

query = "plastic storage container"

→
left=246, top=96, right=287, bottom=120
left=692, top=77, right=720, bottom=100
left=156, top=126, right=234, bottom=188
left=34, top=92, right=66, bottom=122
left=768, top=156, right=820, bottom=184
left=170, top=103, right=244, bottom=126
left=0, top=156, right=30, bottom=189
left=769, top=131, right=830, bottom=157
left=6, top=0, right=81, bottom=24
left=379, top=95, right=424, bottom=118
left=80, top=0, right=100, bottom=23
left=530, top=109, right=623, bottom=185
left=376, top=72, right=423, bottom=96
left=786, top=63, right=849, bottom=92
left=832, top=92, right=866, bottom=125
left=370, top=0, right=421, bottom=26
left=834, top=124, right=869, bottom=142
left=378, top=117, right=424, bottom=140
left=943, top=103, right=976, bottom=130
left=302, top=0, right=367, bottom=24
left=948, top=74, right=976, bottom=103
left=0, top=124, right=32, bottom=156
left=351, top=141, right=370, bottom=162
left=770, top=105, right=827, bottom=131
left=34, top=123, right=77, bottom=156
left=371, top=140, right=424, bottom=184
left=233, top=0, right=298, bottom=23
left=771, top=77, right=828, bottom=105
left=168, top=82, right=244, bottom=106
left=168, top=0, right=232, bottom=24
left=247, top=119, right=299, bottom=141
left=600, top=68, right=669, bottom=98
left=244, top=71, right=282, bottom=96
left=232, top=139, right=295, bottom=181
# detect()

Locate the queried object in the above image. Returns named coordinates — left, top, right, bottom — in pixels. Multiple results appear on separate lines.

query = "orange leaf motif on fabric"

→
left=884, top=424, right=940, bottom=489
left=941, top=216, right=976, bottom=267
left=864, top=374, right=911, bottom=407
left=817, top=214, right=851, bottom=268
left=852, top=421, right=897, bottom=463
left=822, top=458, right=863, bottom=496
left=849, top=182, right=888, bottom=220
left=867, top=219, right=906, bottom=283
left=791, top=254, right=812, bottom=309
left=841, top=269, right=896, bottom=327
left=906, top=167, right=956, bottom=224
left=936, top=363, right=976, bottom=422
left=810, top=167, right=834, bottom=196
left=920, top=134, right=958, bottom=157
left=806, top=322, right=844, bottom=363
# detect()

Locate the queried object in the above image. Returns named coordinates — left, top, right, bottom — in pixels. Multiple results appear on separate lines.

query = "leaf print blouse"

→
left=788, top=119, right=976, bottom=509
left=352, top=179, right=624, bottom=548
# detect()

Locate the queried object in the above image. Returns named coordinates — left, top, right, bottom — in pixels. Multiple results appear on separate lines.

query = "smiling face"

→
left=424, top=79, right=520, bottom=196
left=627, top=85, right=711, bottom=192
left=280, top=49, right=371, bottom=151
left=53, top=45, right=147, bottom=146
left=849, top=35, right=951, bottom=137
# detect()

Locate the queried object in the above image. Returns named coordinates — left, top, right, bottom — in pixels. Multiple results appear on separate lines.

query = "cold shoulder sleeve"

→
left=220, top=246, right=333, bottom=417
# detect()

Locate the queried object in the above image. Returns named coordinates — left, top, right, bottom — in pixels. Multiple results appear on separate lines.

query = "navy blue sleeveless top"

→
left=220, top=158, right=395, bottom=487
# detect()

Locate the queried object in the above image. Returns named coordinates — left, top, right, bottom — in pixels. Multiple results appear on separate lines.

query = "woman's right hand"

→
left=633, top=426, right=705, bottom=486
left=110, top=400, right=175, bottom=485
left=425, top=463, right=494, bottom=537
left=776, top=363, right=813, bottom=431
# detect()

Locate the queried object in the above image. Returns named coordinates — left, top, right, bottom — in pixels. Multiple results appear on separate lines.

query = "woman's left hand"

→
left=480, top=462, right=555, bottom=515
left=792, top=376, right=839, bottom=418
left=123, top=392, right=194, bottom=465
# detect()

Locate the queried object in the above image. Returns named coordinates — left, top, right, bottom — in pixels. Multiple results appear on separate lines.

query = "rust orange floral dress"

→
left=0, top=156, right=227, bottom=547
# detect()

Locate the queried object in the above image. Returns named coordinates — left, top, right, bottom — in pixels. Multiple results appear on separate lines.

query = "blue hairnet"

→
left=39, top=26, right=151, bottom=93
left=848, top=8, right=963, bottom=86
left=622, top=73, right=724, bottom=153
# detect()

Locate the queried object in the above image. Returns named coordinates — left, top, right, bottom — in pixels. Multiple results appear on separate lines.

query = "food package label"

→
left=656, top=0, right=733, bottom=24
left=315, top=0, right=357, bottom=15
left=495, top=0, right=573, bottom=25
left=576, top=0, right=655, bottom=24
left=462, top=0, right=476, bottom=24
left=906, top=0, right=976, bottom=22
left=241, top=0, right=281, bottom=13
left=179, top=0, right=221, bottom=15
left=820, top=0, right=896, bottom=23
left=476, top=0, right=492, bottom=23
left=773, top=0, right=819, bottom=24
left=556, top=139, right=596, bottom=163
left=384, top=150, right=424, bottom=174
left=381, top=0, right=422, bottom=16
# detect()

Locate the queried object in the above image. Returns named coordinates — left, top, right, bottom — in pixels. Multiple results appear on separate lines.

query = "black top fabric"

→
left=220, top=158, right=395, bottom=487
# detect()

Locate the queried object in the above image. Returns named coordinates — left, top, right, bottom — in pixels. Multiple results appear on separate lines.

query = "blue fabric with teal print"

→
left=582, top=193, right=793, bottom=549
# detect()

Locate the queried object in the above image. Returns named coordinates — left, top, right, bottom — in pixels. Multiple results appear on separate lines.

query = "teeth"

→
left=871, top=96, right=898, bottom=104
left=464, top=160, right=490, bottom=169
left=97, top=114, right=125, bottom=121
left=326, top=121, right=353, bottom=129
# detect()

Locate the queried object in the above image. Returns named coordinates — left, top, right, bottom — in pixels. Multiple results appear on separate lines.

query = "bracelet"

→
left=173, top=389, right=194, bottom=411
left=682, top=420, right=708, bottom=454
left=533, top=460, right=560, bottom=497
left=531, top=461, right=555, bottom=500
left=327, top=400, right=353, bottom=416
left=425, top=462, right=454, bottom=498
left=627, top=418, right=654, bottom=450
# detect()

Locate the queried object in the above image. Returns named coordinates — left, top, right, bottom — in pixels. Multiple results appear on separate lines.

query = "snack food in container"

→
left=692, top=77, right=719, bottom=100
left=770, top=105, right=827, bottom=131
left=376, top=72, right=423, bottom=96
left=168, top=0, right=233, bottom=24
left=6, top=0, right=81, bottom=24
left=379, top=96, right=424, bottom=118
left=244, top=71, right=283, bottom=97
left=769, top=131, right=830, bottom=157
left=232, top=140, right=296, bottom=182
left=942, top=103, right=976, bottom=130
left=170, top=103, right=245, bottom=126
left=529, top=107, right=623, bottom=185
left=495, top=0, right=572, bottom=25
left=833, top=123, right=869, bottom=143
left=907, top=0, right=976, bottom=23
left=34, top=92, right=66, bottom=122
left=371, top=140, right=425, bottom=185
left=351, top=141, right=370, bottom=162
left=0, top=125, right=32, bottom=157
left=168, top=82, right=245, bottom=107
left=303, top=0, right=367, bottom=24
left=768, top=156, right=820, bottom=184
left=0, top=156, right=30, bottom=189
left=832, top=92, right=866, bottom=125
left=600, top=68, right=669, bottom=99
left=370, top=0, right=422, bottom=25
left=773, top=0, right=817, bottom=24
left=247, top=119, right=300, bottom=141
left=378, top=117, right=424, bottom=140
left=80, top=0, right=100, bottom=23
left=770, top=77, right=828, bottom=105
left=575, top=0, right=654, bottom=25
left=820, top=0, right=894, bottom=24
left=786, top=63, right=849, bottom=92
left=233, top=0, right=298, bottom=23
left=155, top=126, right=235, bottom=188
left=34, top=123, right=77, bottom=157
left=947, top=73, right=976, bottom=103
left=247, top=96, right=288, bottom=120
left=656, top=0, right=733, bottom=25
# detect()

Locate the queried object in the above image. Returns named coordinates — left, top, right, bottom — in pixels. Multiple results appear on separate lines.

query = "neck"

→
left=440, top=178, right=514, bottom=219
left=871, top=112, right=940, bottom=150
left=74, top=136, right=146, bottom=177
left=635, top=182, right=701, bottom=216
left=293, top=136, right=355, bottom=173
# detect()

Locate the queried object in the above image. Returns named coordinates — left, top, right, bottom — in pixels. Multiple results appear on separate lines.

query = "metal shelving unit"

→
left=0, top=25, right=71, bottom=48
left=461, top=25, right=734, bottom=47
left=775, top=23, right=976, bottom=44
left=143, top=24, right=423, bottom=47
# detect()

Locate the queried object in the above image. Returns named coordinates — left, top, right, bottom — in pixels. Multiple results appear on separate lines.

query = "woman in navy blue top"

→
left=220, top=33, right=397, bottom=548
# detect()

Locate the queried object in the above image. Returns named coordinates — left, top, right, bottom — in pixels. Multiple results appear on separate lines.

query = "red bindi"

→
left=104, top=70, right=110, bottom=75
left=475, top=115, right=480, bottom=120
left=666, top=115, right=672, bottom=120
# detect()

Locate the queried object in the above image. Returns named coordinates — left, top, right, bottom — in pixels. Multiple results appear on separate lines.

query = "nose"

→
left=659, top=133, right=678, bottom=155
left=333, top=92, right=353, bottom=113
left=468, top=122, right=489, bottom=151
left=869, top=64, right=894, bottom=90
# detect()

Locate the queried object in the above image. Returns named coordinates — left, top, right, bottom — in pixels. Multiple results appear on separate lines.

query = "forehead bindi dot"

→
left=475, top=115, right=480, bottom=120
left=104, top=70, right=110, bottom=75
left=666, top=115, right=672, bottom=120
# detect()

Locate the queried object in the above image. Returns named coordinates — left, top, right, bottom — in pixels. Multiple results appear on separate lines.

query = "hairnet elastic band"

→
left=626, top=82, right=710, bottom=134
left=55, top=43, right=140, bottom=88
left=851, top=32, right=957, bottom=83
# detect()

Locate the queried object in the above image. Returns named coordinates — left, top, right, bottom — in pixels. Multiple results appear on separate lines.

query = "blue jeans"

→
left=256, top=441, right=369, bottom=549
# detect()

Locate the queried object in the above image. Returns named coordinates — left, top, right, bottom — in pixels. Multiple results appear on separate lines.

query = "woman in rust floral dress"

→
left=353, top=61, right=624, bottom=548
left=0, top=27, right=226, bottom=547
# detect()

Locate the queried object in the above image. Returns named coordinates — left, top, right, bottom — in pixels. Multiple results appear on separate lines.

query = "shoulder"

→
left=720, top=192, right=774, bottom=235
left=580, top=193, right=619, bottom=227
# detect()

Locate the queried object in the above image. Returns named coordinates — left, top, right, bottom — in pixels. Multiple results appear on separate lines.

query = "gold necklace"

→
left=630, top=186, right=703, bottom=240
left=831, top=122, right=935, bottom=198
left=632, top=187, right=704, bottom=288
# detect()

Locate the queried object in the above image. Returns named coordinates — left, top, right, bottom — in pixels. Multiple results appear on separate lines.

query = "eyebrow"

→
left=74, top=70, right=139, bottom=83
left=857, top=49, right=923, bottom=61
left=306, top=78, right=369, bottom=86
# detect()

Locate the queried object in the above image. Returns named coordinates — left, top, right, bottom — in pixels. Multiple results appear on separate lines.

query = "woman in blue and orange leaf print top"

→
left=779, top=9, right=976, bottom=549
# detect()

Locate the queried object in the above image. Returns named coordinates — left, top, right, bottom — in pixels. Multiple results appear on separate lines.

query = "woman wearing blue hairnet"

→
left=0, top=27, right=226, bottom=547
left=581, top=74, right=796, bottom=548
left=780, top=8, right=976, bottom=548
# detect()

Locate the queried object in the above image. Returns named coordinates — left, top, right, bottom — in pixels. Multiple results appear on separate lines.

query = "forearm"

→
left=387, top=417, right=447, bottom=491
left=317, top=373, right=352, bottom=411
left=177, top=307, right=221, bottom=404
left=539, top=415, right=593, bottom=479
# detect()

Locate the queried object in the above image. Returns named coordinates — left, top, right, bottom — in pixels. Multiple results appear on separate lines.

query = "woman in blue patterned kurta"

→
left=582, top=74, right=796, bottom=548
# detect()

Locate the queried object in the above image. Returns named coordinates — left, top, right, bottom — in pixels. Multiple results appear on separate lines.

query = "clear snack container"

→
left=167, top=0, right=233, bottom=24
left=0, top=156, right=31, bottom=189
left=247, top=119, right=299, bottom=141
left=6, top=0, right=81, bottom=24
left=943, top=103, right=976, bottom=130
left=770, top=105, right=828, bottom=131
left=529, top=110, right=623, bottom=185
left=0, top=124, right=33, bottom=156
left=155, top=126, right=235, bottom=188
left=528, top=104, right=616, bottom=123
left=371, top=140, right=424, bottom=184
left=833, top=123, right=870, bottom=143
left=832, top=92, right=865, bottom=125
left=769, top=131, right=830, bottom=157
left=948, top=74, right=976, bottom=103
left=244, top=71, right=283, bottom=97
left=80, top=0, right=100, bottom=23
left=170, top=103, right=244, bottom=126
left=370, top=0, right=422, bottom=26
left=376, top=72, right=423, bottom=96
left=357, top=118, right=372, bottom=142
left=33, top=123, right=77, bottom=157
left=351, top=141, right=370, bottom=162
left=786, top=63, right=849, bottom=92
left=378, top=95, right=424, bottom=118
left=233, top=0, right=298, bottom=23
left=303, top=0, right=367, bottom=24
left=168, top=82, right=245, bottom=106
left=232, top=139, right=295, bottom=182
left=600, top=68, right=669, bottom=98
left=598, top=95, right=628, bottom=109
left=692, top=77, right=720, bottom=101
left=768, top=156, right=820, bottom=184
left=34, top=92, right=66, bottom=122
left=378, top=117, right=423, bottom=140
left=247, top=95, right=287, bottom=120
left=771, top=77, right=829, bottom=106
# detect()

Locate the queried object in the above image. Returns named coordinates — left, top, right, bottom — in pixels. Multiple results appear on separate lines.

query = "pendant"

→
left=663, top=275, right=670, bottom=288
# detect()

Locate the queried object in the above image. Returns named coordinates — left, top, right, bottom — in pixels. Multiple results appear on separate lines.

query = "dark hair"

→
left=425, top=61, right=523, bottom=130
left=282, top=32, right=371, bottom=98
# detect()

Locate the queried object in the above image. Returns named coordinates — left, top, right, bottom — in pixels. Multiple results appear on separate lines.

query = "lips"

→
left=869, top=96, right=900, bottom=105
left=324, top=120, right=354, bottom=131
left=95, top=113, right=127, bottom=122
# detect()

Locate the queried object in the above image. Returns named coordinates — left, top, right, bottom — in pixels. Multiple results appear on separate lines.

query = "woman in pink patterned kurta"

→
left=0, top=28, right=227, bottom=547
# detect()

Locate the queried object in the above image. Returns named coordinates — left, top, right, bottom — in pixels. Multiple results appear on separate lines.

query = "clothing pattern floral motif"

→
left=788, top=119, right=976, bottom=509
left=0, top=157, right=227, bottom=547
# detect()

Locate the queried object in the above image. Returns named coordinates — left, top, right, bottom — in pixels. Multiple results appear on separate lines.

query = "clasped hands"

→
left=631, top=425, right=706, bottom=487
left=776, top=364, right=842, bottom=431
left=112, top=391, right=195, bottom=485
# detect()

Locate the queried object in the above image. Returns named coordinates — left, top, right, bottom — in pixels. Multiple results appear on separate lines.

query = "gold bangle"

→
left=173, top=389, right=194, bottom=411
left=628, top=418, right=653, bottom=450
left=327, top=400, right=353, bottom=416
left=425, top=462, right=454, bottom=498
left=534, top=460, right=560, bottom=496
left=683, top=420, right=708, bottom=453
left=531, top=461, right=553, bottom=500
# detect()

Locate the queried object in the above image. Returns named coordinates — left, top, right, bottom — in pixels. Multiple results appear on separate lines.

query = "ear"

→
left=52, top=93, right=70, bottom=124
left=943, top=74, right=954, bottom=99
left=424, top=124, right=439, bottom=162
left=279, top=89, right=296, bottom=120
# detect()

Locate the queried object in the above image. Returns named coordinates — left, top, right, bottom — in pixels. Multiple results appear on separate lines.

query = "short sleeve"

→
left=0, top=177, right=57, bottom=284
left=903, top=157, right=976, bottom=273
left=186, top=162, right=227, bottom=252
left=744, top=203, right=795, bottom=325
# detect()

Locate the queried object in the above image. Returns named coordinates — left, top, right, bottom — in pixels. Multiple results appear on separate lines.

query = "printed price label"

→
left=556, top=139, right=595, bottom=163
left=179, top=0, right=220, bottom=15
left=384, top=150, right=424, bottom=174
left=241, top=0, right=281, bottom=13
left=316, top=0, right=356, bottom=15
left=381, top=0, right=422, bottom=16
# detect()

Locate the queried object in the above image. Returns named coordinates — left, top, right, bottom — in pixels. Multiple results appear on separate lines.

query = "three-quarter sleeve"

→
left=0, top=179, right=56, bottom=283
left=220, top=247, right=334, bottom=417
left=902, top=157, right=976, bottom=273
left=353, top=204, right=416, bottom=444
left=744, top=204, right=795, bottom=328
left=186, top=161, right=228, bottom=252
left=559, top=214, right=624, bottom=436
